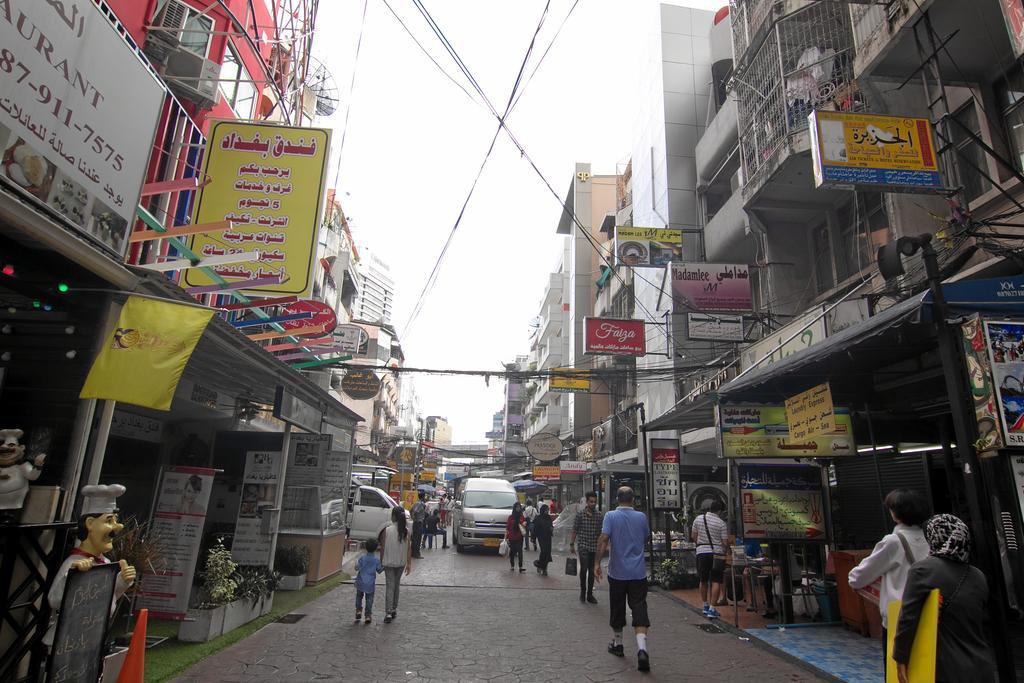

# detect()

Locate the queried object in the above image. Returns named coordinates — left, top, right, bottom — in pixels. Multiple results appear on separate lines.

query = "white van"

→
left=346, top=484, right=411, bottom=542
left=452, top=478, right=518, bottom=553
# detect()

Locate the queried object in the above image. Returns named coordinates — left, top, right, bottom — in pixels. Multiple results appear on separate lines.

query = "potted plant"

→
left=223, top=566, right=278, bottom=632
left=274, top=545, right=310, bottom=591
left=655, top=558, right=684, bottom=590
left=178, top=538, right=238, bottom=642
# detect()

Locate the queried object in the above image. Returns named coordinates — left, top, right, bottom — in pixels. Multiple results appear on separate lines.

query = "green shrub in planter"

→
left=274, top=545, right=310, bottom=577
left=232, top=566, right=280, bottom=605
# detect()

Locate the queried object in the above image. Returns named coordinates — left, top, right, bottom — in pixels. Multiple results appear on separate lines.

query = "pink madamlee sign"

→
left=584, top=317, right=646, bottom=356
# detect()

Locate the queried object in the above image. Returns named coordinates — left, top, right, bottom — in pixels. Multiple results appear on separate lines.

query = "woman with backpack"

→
left=848, top=489, right=930, bottom=664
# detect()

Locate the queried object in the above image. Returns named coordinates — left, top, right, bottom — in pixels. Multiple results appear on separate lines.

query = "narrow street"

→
left=172, top=546, right=825, bottom=682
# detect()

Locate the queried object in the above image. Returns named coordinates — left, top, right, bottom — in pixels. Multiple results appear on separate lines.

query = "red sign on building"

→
left=584, top=317, right=646, bottom=356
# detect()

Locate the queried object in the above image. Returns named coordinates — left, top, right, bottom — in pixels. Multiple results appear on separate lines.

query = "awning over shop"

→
left=715, top=292, right=930, bottom=404
left=644, top=394, right=715, bottom=432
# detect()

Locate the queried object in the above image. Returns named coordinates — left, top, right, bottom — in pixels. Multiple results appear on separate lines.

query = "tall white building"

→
left=354, top=246, right=396, bottom=325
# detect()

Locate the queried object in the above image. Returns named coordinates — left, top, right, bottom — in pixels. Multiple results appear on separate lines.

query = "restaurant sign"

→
left=670, top=263, right=752, bottom=312
left=614, top=226, right=683, bottom=267
left=584, top=317, right=646, bottom=356
left=738, top=464, right=825, bottom=540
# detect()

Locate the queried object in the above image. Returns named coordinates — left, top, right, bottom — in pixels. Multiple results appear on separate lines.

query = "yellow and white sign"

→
left=533, top=466, right=561, bottom=482
left=615, top=226, right=683, bottom=267
left=550, top=369, right=591, bottom=394
left=785, top=383, right=836, bottom=442
left=720, top=404, right=856, bottom=458
left=810, top=111, right=942, bottom=191
left=185, top=121, right=331, bottom=296
left=420, top=469, right=436, bottom=482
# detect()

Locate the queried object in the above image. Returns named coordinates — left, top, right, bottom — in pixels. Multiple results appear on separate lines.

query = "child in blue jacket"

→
left=355, top=538, right=384, bottom=624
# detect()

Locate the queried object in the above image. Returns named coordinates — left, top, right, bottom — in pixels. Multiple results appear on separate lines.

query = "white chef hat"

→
left=80, top=484, right=126, bottom=516
left=0, top=428, right=23, bottom=445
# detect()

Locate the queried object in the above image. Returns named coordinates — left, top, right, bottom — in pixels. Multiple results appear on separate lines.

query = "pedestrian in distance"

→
left=848, top=488, right=931, bottom=666
left=410, top=491, right=427, bottom=559
left=595, top=486, right=651, bottom=673
left=524, top=497, right=539, bottom=551
left=424, top=508, right=447, bottom=549
left=354, top=538, right=383, bottom=624
left=505, top=502, right=527, bottom=572
left=444, top=495, right=455, bottom=528
left=893, top=514, right=995, bottom=683
left=692, top=498, right=729, bottom=618
left=379, top=506, right=412, bottom=623
left=532, top=504, right=554, bottom=575
left=571, top=491, right=603, bottom=604
left=439, top=494, right=449, bottom=528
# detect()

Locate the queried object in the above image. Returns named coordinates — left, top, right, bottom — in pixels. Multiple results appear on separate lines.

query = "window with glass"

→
left=951, top=103, right=993, bottom=201
left=835, top=192, right=884, bottom=283
left=997, top=65, right=1024, bottom=172
left=155, top=0, right=213, bottom=56
left=219, top=44, right=257, bottom=118
left=813, top=224, right=834, bottom=294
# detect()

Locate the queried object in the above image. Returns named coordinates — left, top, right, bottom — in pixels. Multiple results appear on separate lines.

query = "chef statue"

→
left=0, top=428, right=46, bottom=524
left=44, top=484, right=136, bottom=647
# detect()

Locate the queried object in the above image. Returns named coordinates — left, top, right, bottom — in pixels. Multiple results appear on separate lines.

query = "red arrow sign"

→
left=806, top=527, right=824, bottom=539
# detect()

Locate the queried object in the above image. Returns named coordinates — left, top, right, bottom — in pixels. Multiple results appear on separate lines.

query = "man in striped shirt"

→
left=570, top=491, right=603, bottom=604
left=692, top=499, right=729, bottom=618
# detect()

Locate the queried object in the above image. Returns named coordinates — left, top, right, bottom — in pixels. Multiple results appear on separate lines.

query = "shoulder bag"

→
left=703, top=513, right=727, bottom=575
left=856, top=531, right=917, bottom=606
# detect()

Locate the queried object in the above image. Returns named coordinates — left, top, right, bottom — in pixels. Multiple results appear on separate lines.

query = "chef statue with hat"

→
left=0, top=428, right=45, bottom=523
left=44, top=484, right=136, bottom=646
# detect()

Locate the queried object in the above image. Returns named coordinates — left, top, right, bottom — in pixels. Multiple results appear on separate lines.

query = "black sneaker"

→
left=608, top=643, right=624, bottom=657
left=638, top=650, right=650, bottom=672
left=587, top=595, right=598, bottom=604
left=519, top=567, right=526, bottom=572
left=383, top=614, right=392, bottom=624
left=354, top=612, right=362, bottom=623
left=579, top=594, right=586, bottom=602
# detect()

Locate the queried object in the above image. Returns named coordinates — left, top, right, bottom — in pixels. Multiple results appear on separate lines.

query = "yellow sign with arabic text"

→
left=720, top=404, right=856, bottom=458
left=810, top=111, right=942, bottom=191
left=550, top=369, right=591, bottom=393
left=784, top=383, right=836, bottom=442
left=185, top=121, right=330, bottom=296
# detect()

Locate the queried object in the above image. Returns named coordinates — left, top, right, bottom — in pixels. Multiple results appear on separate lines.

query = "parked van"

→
left=452, top=478, right=518, bottom=553
left=346, top=484, right=411, bottom=542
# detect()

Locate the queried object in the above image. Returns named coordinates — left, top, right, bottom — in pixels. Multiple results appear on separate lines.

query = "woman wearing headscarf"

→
left=893, top=514, right=994, bottom=683
left=505, top=502, right=527, bottom=572
left=532, top=504, right=554, bottom=575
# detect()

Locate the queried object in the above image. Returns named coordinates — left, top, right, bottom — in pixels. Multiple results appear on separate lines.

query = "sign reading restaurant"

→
left=584, top=317, right=646, bottom=356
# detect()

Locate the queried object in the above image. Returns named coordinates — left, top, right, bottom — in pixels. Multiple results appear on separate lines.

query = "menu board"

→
left=232, top=450, right=281, bottom=566
left=46, top=562, right=120, bottom=683
left=738, top=464, right=825, bottom=540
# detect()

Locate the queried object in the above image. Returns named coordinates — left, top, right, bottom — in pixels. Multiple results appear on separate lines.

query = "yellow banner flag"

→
left=80, top=296, right=214, bottom=411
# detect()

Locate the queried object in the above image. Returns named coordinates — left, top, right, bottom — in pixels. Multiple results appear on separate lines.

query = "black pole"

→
left=919, top=235, right=1015, bottom=681
left=635, top=403, right=654, bottom=580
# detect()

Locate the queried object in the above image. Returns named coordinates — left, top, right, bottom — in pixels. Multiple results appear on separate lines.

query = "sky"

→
left=314, top=0, right=724, bottom=442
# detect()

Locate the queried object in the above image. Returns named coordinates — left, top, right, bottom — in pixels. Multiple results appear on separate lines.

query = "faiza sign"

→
left=584, top=317, right=646, bottom=356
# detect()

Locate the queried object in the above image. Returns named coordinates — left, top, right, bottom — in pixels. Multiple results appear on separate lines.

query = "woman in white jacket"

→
left=847, top=488, right=931, bottom=666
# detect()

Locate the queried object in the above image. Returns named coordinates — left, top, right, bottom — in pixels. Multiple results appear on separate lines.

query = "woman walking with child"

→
left=379, top=506, right=412, bottom=623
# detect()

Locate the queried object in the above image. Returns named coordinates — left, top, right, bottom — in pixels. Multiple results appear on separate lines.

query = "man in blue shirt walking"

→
left=595, top=486, right=651, bottom=673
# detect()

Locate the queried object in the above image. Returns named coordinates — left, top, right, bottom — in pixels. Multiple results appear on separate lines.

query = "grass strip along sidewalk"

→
left=145, top=573, right=348, bottom=683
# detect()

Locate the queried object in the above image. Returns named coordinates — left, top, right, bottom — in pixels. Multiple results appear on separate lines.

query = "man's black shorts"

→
left=608, top=577, right=650, bottom=630
left=696, top=553, right=725, bottom=583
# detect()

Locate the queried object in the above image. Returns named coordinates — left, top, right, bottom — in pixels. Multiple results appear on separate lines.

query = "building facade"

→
left=354, top=246, right=396, bottom=325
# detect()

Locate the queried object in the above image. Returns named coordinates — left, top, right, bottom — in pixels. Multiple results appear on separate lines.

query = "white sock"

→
left=703, top=602, right=710, bottom=609
left=612, top=630, right=623, bottom=646
left=636, top=633, right=648, bottom=652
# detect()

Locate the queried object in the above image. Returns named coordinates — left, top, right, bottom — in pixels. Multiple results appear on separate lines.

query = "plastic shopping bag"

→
left=565, top=557, right=578, bottom=576
left=499, top=539, right=509, bottom=557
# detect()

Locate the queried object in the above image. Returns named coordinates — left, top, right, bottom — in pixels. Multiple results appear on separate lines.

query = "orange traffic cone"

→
left=116, top=609, right=148, bottom=683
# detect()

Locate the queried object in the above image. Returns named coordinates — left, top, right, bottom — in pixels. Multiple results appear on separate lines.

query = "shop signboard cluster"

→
left=0, top=0, right=163, bottom=255
left=233, top=450, right=281, bottom=566
left=983, top=320, right=1024, bottom=446
left=651, top=439, right=681, bottom=510
left=687, top=313, right=745, bottom=342
left=962, top=317, right=1003, bottom=453
left=559, top=460, right=588, bottom=476
left=186, top=121, right=331, bottom=296
left=527, top=433, right=563, bottom=462
left=670, top=263, right=752, bottom=313
left=719, top=404, right=856, bottom=458
left=550, top=368, right=591, bottom=393
left=614, top=227, right=683, bottom=267
left=809, top=110, right=942, bottom=191
left=136, top=467, right=216, bottom=619
left=583, top=317, right=646, bottom=356
left=738, top=464, right=825, bottom=540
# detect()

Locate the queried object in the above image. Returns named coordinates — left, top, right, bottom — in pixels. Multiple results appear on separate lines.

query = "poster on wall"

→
left=999, top=0, right=1024, bottom=58
left=984, top=321, right=1024, bottom=447
left=614, top=227, right=683, bottom=267
left=963, top=316, right=1003, bottom=453
left=738, top=464, right=825, bottom=540
left=186, top=121, right=331, bottom=296
left=719, top=404, right=856, bottom=457
left=285, top=433, right=333, bottom=487
left=670, top=263, right=752, bottom=312
left=650, top=439, right=681, bottom=510
left=0, top=0, right=163, bottom=256
left=136, top=467, right=215, bottom=619
left=232, top=450, right=281, bottom=566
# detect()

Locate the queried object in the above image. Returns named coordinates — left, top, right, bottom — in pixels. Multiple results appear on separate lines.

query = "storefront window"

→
left=219, top=45, right=256, bottom=118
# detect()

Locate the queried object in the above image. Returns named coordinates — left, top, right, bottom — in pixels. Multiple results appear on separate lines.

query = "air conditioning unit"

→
left=143, top=0, right=190, bottom=64
left=164, top=47, right=220, bottom=110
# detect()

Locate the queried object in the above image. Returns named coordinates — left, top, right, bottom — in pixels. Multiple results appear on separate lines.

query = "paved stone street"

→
left=173, top=545, right=827, bottom=682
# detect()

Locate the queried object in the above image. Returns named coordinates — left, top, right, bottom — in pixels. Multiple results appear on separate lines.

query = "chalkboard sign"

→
left=46, top=562, right=119, bottom=683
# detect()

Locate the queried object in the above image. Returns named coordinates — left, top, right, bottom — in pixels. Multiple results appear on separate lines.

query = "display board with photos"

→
left=614, top=227, right=683, bottom=267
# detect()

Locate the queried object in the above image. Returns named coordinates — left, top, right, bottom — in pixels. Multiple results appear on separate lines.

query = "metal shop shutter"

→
left=833, top=454, right=930, bottom=549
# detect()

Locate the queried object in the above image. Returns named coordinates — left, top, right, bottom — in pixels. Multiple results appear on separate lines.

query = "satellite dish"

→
left=305, top=57, right=339, bottom=117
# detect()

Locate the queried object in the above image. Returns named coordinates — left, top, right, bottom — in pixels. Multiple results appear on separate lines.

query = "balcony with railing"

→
left=734, top=0, right=861, bottom=204
left=730, top=0, right=816, bottom=69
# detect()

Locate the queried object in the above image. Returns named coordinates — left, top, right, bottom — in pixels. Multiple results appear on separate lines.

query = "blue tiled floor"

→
left=747, top=625, right=883, bottom=683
